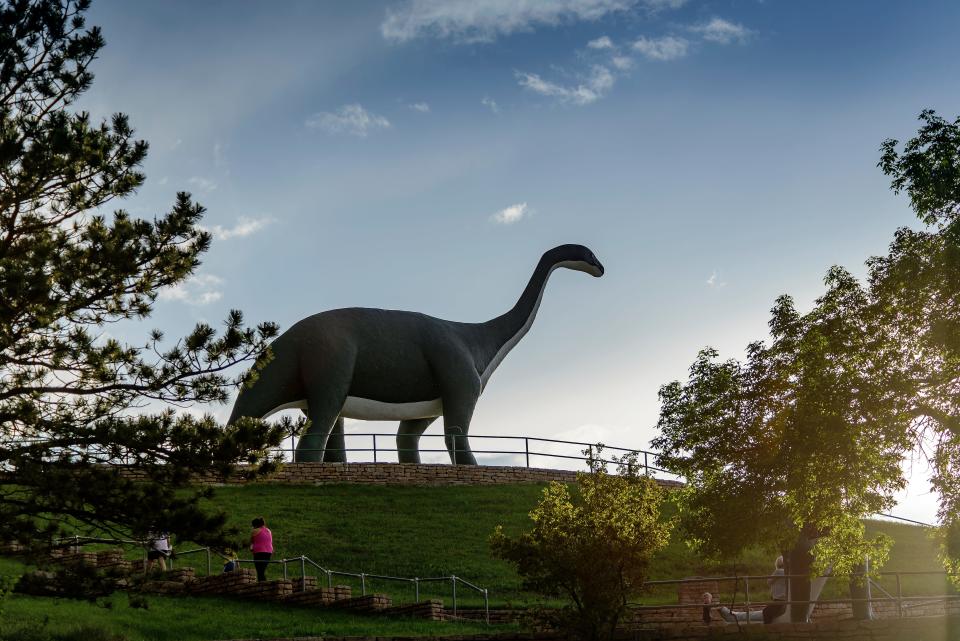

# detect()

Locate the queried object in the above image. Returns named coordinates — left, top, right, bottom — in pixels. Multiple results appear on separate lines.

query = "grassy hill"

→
left=1, top=482, right=953, bottom=641
left=5, top=482, right=950, bottom=610
left=180, top=482, right=952, bottom=607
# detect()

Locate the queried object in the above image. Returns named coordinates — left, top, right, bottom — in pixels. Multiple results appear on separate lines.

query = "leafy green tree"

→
left=653, top=269, right=914, bottom=620
left=653, top=109, right=960, bottom=614
left=490, top=450, right=671, bottom=641
left=0, top=0, right=285, bottom=551
left=874, top=109, right=960, bottom=580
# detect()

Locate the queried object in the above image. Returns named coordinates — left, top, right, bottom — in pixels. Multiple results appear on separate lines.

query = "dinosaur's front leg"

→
left=294, top=389, right=348, bottom=462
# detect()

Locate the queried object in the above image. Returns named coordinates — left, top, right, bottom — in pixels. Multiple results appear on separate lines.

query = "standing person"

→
left=144, top=530, right=172, bottom=574
left=250, top=517, right=273, bottom=582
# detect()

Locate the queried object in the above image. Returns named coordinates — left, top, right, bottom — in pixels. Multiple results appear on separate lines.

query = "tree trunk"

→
left=849, top=558, right=873, bottom=620
left=788, top=535, right=815, bottom=622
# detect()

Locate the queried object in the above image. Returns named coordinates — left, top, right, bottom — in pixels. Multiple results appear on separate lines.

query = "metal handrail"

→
left=13, top=433, right=674, bottom=477
left=270, top=432, right=672, bottom=476
left=631, top=570, right=960, bottom=624
left=51, top=536, right=490, bottom=623
left=174, top=546, right=213, bottom=576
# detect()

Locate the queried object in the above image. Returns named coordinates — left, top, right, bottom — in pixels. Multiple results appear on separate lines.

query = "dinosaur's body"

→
left=228, top=244, right=604, bottom=464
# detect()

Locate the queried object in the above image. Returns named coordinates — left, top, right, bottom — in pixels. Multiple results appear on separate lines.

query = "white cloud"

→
left=306, top=104, right=391, bottom=137
left=187, top=176, right=217, bottom=192
left=381, top=0, right=686, bottom=43
left=213, top=142, right=226, bottom=167
left=204, top=216, right=277, bottom=241
left=481, top=96, right=501, bottom=114
left=690, top=17, right=751, bottom=44
left=156, top=176, right=169, bottom=186
left=490, top=202, right=530, bottom=224
left=587, top=35, right=614, bottom=49
left=610, top=55, right=634, bottom=70
left=159, top=274, right=224, bottom=306
left=408, top=101, right=431, bottom=113
left=645, top=0, right=687, bottom=8
left=516, top=65, right=614, bottom=105
left=588, top=65, right=615, bottom=92
left=706, top=270, right=727, bottom=288
left=632, top=35, right=689, bottom=60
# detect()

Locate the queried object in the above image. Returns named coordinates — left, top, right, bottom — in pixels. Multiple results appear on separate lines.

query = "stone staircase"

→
left=13, top=545, right=452, bottom=621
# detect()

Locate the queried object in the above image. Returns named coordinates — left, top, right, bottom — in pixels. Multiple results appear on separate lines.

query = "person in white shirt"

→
left=717, top=556, right=787, bottom=624
left=144, top=531, right=172, bottom=573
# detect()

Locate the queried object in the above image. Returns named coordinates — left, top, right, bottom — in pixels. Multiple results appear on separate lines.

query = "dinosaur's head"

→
left=546, top=244, right=605, bottom=277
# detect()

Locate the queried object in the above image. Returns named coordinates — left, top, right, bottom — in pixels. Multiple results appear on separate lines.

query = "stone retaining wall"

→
left=116, top=462, right=683, bottom=488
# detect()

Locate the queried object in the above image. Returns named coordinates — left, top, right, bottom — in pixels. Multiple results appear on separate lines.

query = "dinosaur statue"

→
left=228, top=244, right=604, bottom=464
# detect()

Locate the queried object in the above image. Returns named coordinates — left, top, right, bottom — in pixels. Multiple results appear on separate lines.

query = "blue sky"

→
left=80, top=0, right=960, bottom=522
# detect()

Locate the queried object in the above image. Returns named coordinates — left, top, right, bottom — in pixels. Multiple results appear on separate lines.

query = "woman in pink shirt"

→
left=250, top=517, right=274, bottom=582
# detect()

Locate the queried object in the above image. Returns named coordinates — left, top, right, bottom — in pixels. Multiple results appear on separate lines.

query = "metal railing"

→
left=271, top=432, right=672, bottom=476
left=229, top=555, right=488, bottom=622
left=51, top=535, right=489, bottom=623
left=8, top=433, right=674, bottom=479
left=631, top=571, right=960, bottom=624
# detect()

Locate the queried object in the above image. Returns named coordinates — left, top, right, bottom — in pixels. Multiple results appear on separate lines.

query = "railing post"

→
left=484, top=588, right=489, bottom=625
left=452, top=575, right=457, bottom=616
left=301, top=556, right=306, bottom=590
left=327, top=569, right=333, bottom=588
left=415, top=577, right=420, bottom=602
left=644, top=451, right=649, bottom=475
left=361, top=572, right=366, bottom=595
left=206, top=548, right=211, bottom=576
left=896, top=573, right=903, bottom=618
left=283, top=558, right=288, bottom=580
left=525, top=438, right=530, bottom=468
left=373, top=434, right=377, bottom=463
left=745, top=577, right=751, bottom=624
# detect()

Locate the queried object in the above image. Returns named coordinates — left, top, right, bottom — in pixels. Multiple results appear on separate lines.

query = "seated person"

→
left=222, top=548, right=239, bottom=573
left=717, top=556, right=787, bottom=624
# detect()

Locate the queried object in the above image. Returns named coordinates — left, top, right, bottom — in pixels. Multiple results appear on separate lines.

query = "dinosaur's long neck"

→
left=475, top=255, right=559, bottom=386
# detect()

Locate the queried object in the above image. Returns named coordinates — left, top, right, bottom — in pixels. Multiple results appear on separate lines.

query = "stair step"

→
left=380, top=599, right=445, bottom=620
left=283, top=585, right=351, bottom=607
left=327, top=593, right=392, bottom=612
left=231, top=579, right=293, bottom=601
left=7, top=546, right=463, bottom=623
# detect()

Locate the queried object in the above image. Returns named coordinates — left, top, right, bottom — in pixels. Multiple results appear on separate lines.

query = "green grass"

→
left=174, top=483, right=951, bottom=607
left=5, top=482, right=952, bottom=625
left=198, top=483, right=547, bottom=607
left=0, top=555, right=503, bottom=641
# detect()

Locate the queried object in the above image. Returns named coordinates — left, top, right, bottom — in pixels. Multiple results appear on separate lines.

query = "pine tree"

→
left=0, top=0, right=286, bottom=550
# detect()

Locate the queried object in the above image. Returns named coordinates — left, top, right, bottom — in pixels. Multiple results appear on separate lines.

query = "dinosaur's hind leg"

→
left=397, top=417, right=437, bottom=464
left=323, top=417, right=347, bottom=463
